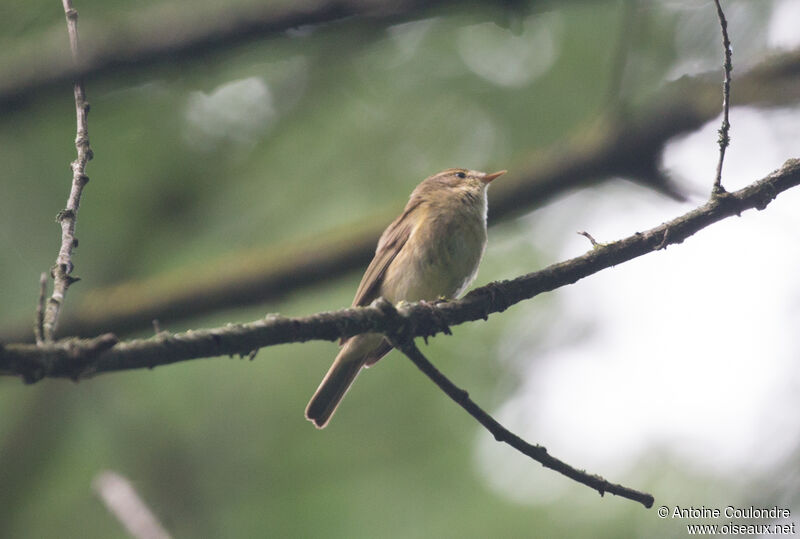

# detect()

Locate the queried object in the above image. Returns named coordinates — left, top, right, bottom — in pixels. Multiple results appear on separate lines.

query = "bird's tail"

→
left=305, top=341, right=365, bottom=429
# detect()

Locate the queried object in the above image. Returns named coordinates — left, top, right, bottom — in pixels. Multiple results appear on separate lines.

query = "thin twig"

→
left=577, top=231, right=600, bottom=248
left=2, top=158, right=798, bottom=381
left=42, top=0, right=94, bottom=341
left=391, top=338, right=654, bottom=507
left=34, top=273, right=48, bottom=345
left=712, top=0, right=732, bottom=195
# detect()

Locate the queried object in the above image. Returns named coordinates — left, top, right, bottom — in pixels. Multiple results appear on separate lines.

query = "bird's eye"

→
left=456, top=172, right=466, bottom=179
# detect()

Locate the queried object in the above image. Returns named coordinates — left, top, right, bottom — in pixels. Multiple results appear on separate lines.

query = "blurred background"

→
left=1, top=0, right=799, bottom=537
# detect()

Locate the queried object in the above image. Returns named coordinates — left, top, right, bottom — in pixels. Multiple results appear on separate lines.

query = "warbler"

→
left=305, top=168, right=506, bottom=428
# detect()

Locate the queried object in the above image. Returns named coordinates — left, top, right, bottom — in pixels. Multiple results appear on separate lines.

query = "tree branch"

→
left=0, top=0, right=492, bottom=112
left=389, top=337, right=654, bottom=507
left=41, top=0, right=94, bottom=342
left=2, top=158, right=797, bottom=381
left=3, top=2, right=797, bottom=117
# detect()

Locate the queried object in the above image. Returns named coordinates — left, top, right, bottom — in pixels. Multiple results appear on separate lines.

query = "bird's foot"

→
left=417, top=299, right=452, bottom=343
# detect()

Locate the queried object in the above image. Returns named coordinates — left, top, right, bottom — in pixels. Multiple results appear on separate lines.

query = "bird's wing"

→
left=351, top=200, right=420, bottom=308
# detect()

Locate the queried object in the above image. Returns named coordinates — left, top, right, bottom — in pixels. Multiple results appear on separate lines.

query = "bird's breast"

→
left=381, top=204, right=487, bottom=303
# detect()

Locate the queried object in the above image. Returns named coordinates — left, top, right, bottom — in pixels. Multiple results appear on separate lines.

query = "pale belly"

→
left=380, top=213, right=487, bottom=303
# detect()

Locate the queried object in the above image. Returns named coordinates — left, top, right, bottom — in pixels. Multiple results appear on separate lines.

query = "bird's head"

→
left=415, top=168, right=506, bottom=207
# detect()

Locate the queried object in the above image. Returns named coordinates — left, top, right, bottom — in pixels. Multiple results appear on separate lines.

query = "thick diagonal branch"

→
left=2, top=159, right=797, bottom=381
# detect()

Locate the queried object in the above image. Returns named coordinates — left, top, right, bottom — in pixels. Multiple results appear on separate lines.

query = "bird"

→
left=305, top=168, right=506, bottom=428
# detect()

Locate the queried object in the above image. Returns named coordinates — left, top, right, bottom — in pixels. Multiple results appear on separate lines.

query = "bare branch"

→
left=712, top=0, right=733, bottom=195
left=390, top=337, right=654, bottom=507
left=2, top=158, right=797, bottom=381
left=42, top=0, right=94, bottom=341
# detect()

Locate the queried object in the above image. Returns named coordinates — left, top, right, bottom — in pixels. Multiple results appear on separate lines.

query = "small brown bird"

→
left=305, top=168, right=506, bottom=428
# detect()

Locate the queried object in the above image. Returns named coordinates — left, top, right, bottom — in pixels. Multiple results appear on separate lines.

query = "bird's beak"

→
left=481, top=170, right=507, bottom=184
